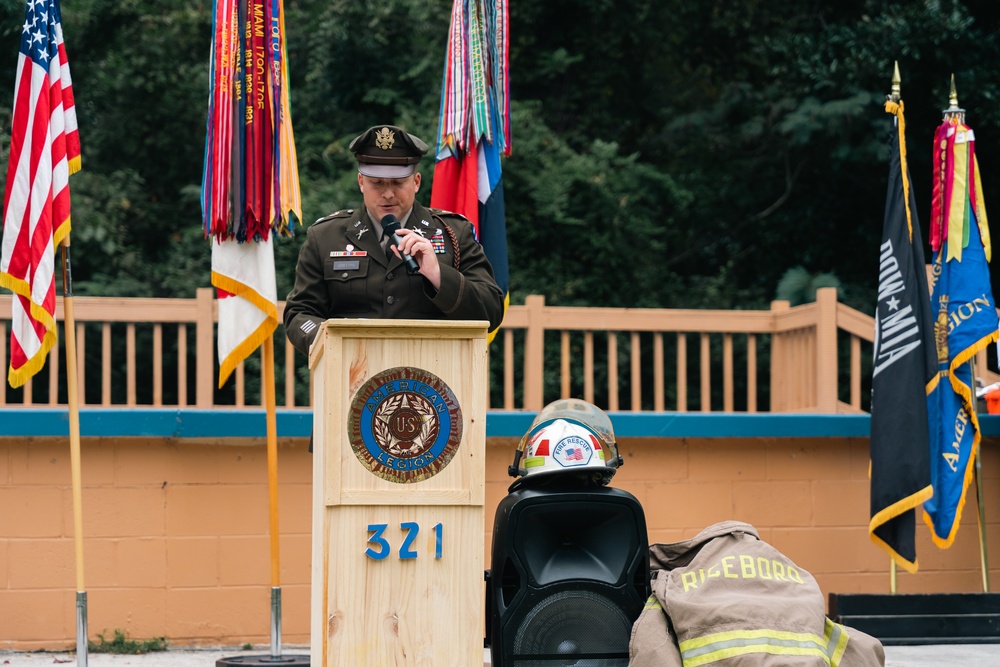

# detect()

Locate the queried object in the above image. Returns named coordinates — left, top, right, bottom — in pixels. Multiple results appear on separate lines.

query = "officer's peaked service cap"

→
left=350, top=125, right=429, bottom=178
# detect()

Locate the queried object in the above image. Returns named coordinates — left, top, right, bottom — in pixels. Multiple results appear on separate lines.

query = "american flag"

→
left=1, top=0, right=80, bottom=388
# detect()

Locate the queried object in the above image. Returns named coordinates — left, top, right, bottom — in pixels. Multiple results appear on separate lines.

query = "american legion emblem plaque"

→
left=347, top=366, right=463, bottom=484
left=307, top=319, right=488, bottom=667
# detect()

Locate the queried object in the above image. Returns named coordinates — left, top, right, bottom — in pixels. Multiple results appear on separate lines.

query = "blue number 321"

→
left=365, top=522, right=443, bottom=560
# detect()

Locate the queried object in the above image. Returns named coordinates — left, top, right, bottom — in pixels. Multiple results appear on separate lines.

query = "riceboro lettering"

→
left=681, top=555, right=805, bottom=592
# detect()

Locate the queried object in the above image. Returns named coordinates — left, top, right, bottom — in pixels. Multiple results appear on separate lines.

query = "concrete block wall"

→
left=0, top=437, right=312, bottom=650
left=2, top=434, right=998, bottom=650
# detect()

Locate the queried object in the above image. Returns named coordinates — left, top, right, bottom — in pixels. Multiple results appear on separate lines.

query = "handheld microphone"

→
left=380, top=214, right=421, bottom=274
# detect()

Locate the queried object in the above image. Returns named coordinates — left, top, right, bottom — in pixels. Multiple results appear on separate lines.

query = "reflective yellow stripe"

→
left=684, top=644, right=829, bottom=666
left=824, top=618, right=850, bottom=667
left=681, top=628, right=828, bottom=652
left=643, top=594, right=662, bottom=611
left=679, top=628, right=834, bottom=666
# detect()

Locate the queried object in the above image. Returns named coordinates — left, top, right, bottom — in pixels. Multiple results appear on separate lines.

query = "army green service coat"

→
left=283, top=202, right=504, bottom=356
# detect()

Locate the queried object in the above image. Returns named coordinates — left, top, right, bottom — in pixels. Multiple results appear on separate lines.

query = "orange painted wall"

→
left=2, top=434, right=998, bottom=650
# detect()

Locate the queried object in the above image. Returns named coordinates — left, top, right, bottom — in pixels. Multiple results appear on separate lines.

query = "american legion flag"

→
left=202, top=0, right=300, bottom=386
left=430, top=0, right=510, bottom=342
left=1, top=0, right=80, bottom=388
left=869, top=98, right=936, bottom=573
left=923, top=109, right=998, bottom=549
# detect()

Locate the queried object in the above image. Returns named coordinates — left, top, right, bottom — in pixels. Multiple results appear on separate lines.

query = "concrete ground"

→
left=2, top=644, right=1000, bottom=666
left=0, top=646, right=307, bottom=666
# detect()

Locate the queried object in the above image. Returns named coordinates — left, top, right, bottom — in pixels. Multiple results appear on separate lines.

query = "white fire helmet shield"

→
left=525, top=419, right=600, bottom=471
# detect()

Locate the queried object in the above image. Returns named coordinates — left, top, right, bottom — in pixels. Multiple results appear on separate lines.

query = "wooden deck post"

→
left=769, top=300, right=790, bottom=412
left=523, top=295, right=545, bottom=411
left=815, top=287, right=839, bottom=413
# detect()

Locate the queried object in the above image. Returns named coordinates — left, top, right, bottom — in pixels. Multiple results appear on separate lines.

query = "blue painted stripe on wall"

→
left=3, top=408, right=1000, bottom=439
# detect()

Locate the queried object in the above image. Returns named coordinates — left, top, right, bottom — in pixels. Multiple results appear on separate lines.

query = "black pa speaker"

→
left=487, top=484, right=649, bottom=666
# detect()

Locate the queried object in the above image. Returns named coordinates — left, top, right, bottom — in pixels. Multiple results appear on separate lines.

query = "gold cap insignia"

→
left=375, top=127, right=395, bottom=151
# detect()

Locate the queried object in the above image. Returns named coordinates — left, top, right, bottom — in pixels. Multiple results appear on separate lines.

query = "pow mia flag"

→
left=869, top=99, right=937, bottom=573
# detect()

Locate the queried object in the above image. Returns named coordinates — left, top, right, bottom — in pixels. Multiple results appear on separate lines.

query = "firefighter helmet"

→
left=509, top=399, right=622, bottom=485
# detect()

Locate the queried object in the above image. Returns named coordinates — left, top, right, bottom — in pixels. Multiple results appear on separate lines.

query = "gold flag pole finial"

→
left=889, top=61, right=901, bottom=103
left=944, top=73, right=965, bottom=121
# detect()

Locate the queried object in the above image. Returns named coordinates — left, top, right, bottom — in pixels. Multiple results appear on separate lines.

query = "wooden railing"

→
left=4, top=286, right=993, bottom=413
left=496, top=288, right=876, bottom=413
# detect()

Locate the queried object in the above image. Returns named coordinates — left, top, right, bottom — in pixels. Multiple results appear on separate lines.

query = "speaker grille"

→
left=510, top=589, right=632, bottom=666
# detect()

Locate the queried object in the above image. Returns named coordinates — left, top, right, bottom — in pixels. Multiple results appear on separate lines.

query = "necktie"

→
left=383, top=234, right=394, bottom=260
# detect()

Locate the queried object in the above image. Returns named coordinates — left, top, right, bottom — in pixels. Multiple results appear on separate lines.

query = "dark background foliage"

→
left=3, top=0, right=1000, bottom=318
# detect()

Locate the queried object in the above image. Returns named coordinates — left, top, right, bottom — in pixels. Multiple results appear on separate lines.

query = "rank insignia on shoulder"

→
left=316, top=210, right=351, bottom=225
left=430, top=230, right=446, bottom=254
left=430, top=208, right=468, bottom=222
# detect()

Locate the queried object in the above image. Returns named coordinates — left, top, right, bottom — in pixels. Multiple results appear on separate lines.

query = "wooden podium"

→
left=308, top=319, right=488, bottom=667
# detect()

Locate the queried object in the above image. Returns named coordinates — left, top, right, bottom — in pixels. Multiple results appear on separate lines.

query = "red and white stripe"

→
left=1, top=0, right=79, bottom=388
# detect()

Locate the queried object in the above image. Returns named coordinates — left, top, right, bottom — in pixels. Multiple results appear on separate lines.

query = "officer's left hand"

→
left=392, top=228, right=441, bottom=289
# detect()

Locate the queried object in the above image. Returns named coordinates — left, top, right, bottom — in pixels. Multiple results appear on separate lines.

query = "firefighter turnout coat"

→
left=629, top=521, right=884, bottom=666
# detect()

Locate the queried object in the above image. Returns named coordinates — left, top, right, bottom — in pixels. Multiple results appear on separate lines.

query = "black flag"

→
left=869, top=99, right=937, bottom=573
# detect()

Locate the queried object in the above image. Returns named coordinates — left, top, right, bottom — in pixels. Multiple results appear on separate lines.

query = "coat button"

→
left=341, top=272, right=349, bottom=278
left=387, top=295, right=396, bottom=305
left=386, top=271, right=395, bottom=280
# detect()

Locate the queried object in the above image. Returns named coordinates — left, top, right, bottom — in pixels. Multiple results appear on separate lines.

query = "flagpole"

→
left=966, top=356, right=991, bottom=593
left=969, top=355, right=990, bottom=593
left=61, top=239, right=88, bottom=667
left=263, top=335, right=284, bottom=658
left=976, top=436, right=990, bottom=592
left=888, top=61, right=901, bottom=596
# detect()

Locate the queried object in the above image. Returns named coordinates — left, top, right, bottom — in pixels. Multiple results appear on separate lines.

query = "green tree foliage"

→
left=639, top=1, right=1000, bottom=312
left=775, top=266, right=842, bottom=307
left=2, top=0, right=999, bottom=318
left=503, top=101, right=691, bottom=307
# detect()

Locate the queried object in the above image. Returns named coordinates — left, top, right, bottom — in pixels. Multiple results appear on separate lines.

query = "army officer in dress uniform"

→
left=283, top=125, right=505, bottom=356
